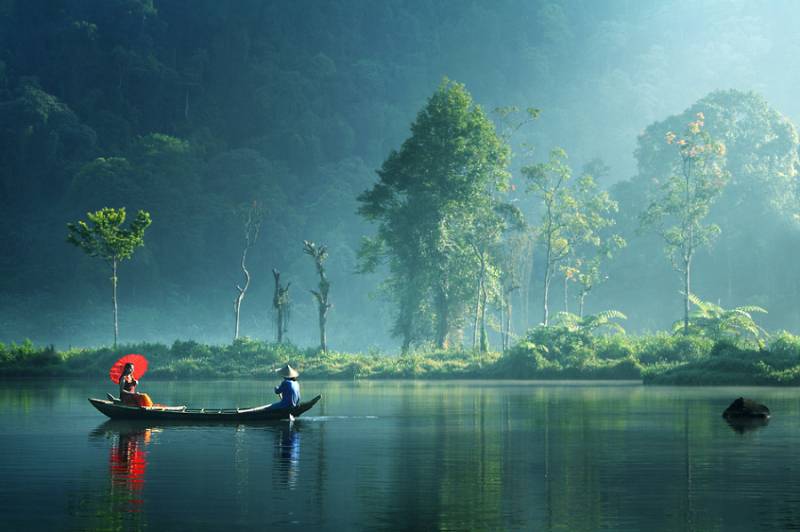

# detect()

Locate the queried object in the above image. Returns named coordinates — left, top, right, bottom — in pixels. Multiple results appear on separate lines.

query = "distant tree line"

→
left=2, top=1, right=800, bottom=349
left=59, top=79, right=800, bottom=354
left=359, top=81, right=796, bottom=352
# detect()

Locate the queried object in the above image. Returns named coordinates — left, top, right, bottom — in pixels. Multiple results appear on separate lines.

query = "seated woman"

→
left=272, top=364, right=300, bottom=408
left=118, top=362, right=153, bottom=407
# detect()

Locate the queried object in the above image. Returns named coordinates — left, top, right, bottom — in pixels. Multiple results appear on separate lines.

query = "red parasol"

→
left=109, top=354, right=149, bottom=383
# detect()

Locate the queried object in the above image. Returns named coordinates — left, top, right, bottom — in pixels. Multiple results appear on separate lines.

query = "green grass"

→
left=642, top=335, right=800, bottom=385
left=3, top=329, right=800, bottom=384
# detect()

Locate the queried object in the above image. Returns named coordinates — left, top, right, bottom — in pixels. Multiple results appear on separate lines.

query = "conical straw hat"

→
left=276, top=364, right=299, bottom=378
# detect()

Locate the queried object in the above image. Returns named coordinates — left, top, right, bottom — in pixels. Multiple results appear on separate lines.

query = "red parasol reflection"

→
left=108, top=427, right=153, bottom=510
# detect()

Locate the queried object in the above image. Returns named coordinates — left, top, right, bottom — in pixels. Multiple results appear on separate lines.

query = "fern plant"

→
left=551, top=310, right=627, bottom=335
left=673, top=294, right=767, bottom=344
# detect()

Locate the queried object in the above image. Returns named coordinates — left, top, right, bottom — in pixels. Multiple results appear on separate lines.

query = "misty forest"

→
left=3, top=0, right=800, bottom=385
left=10, top=2, right=800, bottom=531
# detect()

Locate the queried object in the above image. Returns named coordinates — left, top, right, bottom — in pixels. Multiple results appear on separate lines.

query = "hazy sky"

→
left=468, top=0, right=800, bottom=182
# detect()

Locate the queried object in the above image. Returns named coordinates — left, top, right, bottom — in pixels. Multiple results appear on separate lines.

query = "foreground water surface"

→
left=1, top=380, right=799, bottom=531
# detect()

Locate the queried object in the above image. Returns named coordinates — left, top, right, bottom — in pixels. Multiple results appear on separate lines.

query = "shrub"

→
left=523, top=325, right=594, bottom=365
left=637, top=333, right=713, bottom=364
left=499, top=341, right=561, bottom=378
left=6, top=331, right=800, bottom=385
left=768, top=331, right=800, bottom=364
left=596, top=335, right=636, bottom=360
left=170, top=339, right=212, bottom=360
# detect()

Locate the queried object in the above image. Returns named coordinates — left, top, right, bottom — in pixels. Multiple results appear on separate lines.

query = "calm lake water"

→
left=1, top=380, right=799, bottom=531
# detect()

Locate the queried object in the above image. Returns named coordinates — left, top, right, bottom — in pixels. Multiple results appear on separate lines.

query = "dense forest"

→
left=2, top=0, right=800, bottom=354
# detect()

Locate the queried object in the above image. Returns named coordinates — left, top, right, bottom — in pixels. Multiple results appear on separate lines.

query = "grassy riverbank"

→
left=641, top=333, right=800, bottom=385
left=2, top=328, right=800, bottom=384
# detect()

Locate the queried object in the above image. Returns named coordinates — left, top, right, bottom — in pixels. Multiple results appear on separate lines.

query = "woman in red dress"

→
left=118, top=362, right=153, bottom=407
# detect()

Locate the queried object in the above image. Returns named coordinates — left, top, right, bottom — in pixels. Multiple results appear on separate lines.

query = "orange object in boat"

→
left=138, top=393, right=153, bottom=407
left=122, top=393, right=154, bottom=408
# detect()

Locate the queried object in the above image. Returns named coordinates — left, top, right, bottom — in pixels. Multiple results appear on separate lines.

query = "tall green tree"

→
left=358, top=79, right=510, bottom=351
left=466, top=202, right=522, bottom=353
left=524, top=149, right=620, bottom=326
left=524, top=148, right=572, bottom=326
left=67, top=207, right=151, bottom=346
left=562, top=168, right=624, bottom=317
left=607, top=90, right=798, bottom=333
left=490, top=105, right=537, bottom=351
left=640, top=113, right=729, bottom=335
left=496, top=229, right=533, bottom=351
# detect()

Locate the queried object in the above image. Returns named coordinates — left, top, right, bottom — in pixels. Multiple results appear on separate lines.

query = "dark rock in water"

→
left=722, top=397, right=770, bottom=419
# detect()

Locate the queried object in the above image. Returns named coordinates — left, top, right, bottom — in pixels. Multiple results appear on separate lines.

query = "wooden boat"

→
left=88, top=394, right=321, bottom=421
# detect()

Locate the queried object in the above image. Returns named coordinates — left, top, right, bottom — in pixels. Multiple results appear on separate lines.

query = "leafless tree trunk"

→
left=726, top=239, right=733, bottom=306
left=233, top=203, right=261, bottom=341
left=520, top=234, right=534, bottom=335
left=504, top=298, right=512, bottom=350
left=434, top=280, right=450, bottom=349
left=683, top=252, right=692, bottom=335
left=272, top=269, right=282, bottom=342
left=682, top=168, right=693, bottom=335
left=470, top=243, right=487, bottom=351
left=543, top=246, right=552, bottom=326
left=521, top=248, right=532, bottom=330
left=272, top=268, right=291, bottom=343
left=502, top=283, right=518, bottom=351
left=579, top=291, right=587, bottom=318
left=399, top=282, right=416, bottom=354
left=479, top=280, right=488, bottom=354
left=499, top=298, right=504, bottom=351
left=233, top=246, right=250, bottom=341
left=112, top=259, right=119, bottom=347
left=472, top=278, right=482, bottom=350
left=304, top=241, right=331, bottom=352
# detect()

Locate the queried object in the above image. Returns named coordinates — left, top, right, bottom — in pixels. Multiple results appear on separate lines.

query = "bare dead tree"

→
left=233, top=202, right=261, bottom=341
left=303, top=240, right=331, bottom=352
left=272, top=268, right=291, bottom=343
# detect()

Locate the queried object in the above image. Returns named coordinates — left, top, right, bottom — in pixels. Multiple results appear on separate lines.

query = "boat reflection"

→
left=110, top=426, right=152, bottom=499
left=92, top=420, right=304, bottom=491
left=87, top=421, right=160, bottom=529
left=275, top=424, right=301, bottom=489
left=90, top=421, right=158, bottom=514
left=232, top=422, right=303, bottom=492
